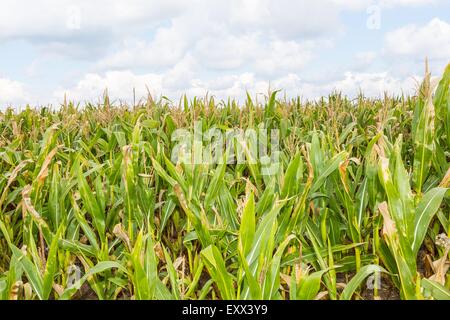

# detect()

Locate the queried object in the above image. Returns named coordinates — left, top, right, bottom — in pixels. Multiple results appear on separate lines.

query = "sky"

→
left=0, top=0, right=449, bottom=109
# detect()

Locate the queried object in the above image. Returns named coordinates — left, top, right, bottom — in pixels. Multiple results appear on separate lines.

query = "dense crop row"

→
left=0, top=63, right=449, bottom=300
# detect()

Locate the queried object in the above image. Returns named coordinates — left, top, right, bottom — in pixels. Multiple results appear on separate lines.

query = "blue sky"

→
left=0, top=0, right=449, bottom=109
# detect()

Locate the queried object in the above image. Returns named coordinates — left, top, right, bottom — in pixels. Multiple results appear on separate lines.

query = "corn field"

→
left=0, top=63, right=449, bottom=300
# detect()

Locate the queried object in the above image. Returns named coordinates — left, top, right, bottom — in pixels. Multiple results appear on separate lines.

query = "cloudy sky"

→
left=0, top=0, right=449, bottom=108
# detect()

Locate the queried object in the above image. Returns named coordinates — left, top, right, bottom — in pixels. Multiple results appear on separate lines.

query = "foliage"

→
left=0, top=63, right=449, bottom=300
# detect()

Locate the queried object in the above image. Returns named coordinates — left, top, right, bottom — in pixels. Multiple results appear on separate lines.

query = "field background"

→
left=0, top=64, right=449, bottom=300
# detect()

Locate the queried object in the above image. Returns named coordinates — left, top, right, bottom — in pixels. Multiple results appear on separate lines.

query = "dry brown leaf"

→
left=36, top=146, right=59, bottom=183
left=378, top=201, right=397, bottom=237
left=9, top=281, right=23, bottom=300
left=439, top=166, right=450, bottom=188
left=112, top=223, right=131, bottom=251
left=173, top=256, right=185, bottom=271
left=21, top=185, right=49, bottom=230
left=428, top=244, right=450, bottom=285
left=23, top=282, right=33, bottom=300
left=154, top=242, right=165, bottom=262
left=315, top=291, right=329, bottom=300
left=0, top=159, right=32, bottom=208
left=52, top=283, right=64, bottom=297
left=338, top=159, right=350, bottom=194
left=280, top=273, right=291, bottom=287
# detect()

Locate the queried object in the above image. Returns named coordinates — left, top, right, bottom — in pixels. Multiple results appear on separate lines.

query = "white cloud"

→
left=162, top=55, right=199, bottom=91
left=94, top=1, right=335, bottom=82
left=194, top=35, right=320, bottom=76
left=193, top=33, right=259, bottom=71
left=327, top=71, right=418, bottom=97
left=267, top=72, right=418, bottom=99
left=0, top=0, right=437, bottom=44
left=0, top=0, right=187, bottom=59
left=54, top=55, right=199, bottom=102
left=332, top=0, right=441, bottom=9
left=0, top=0, right=360, bottom=63
left=53, top=71, right=162, bottom=103
left=355, top=51, right=378, bottom=65
left=0, top=0, right=186, bottom=40
left=379, top=0, right=441, bottom=7
left=252, top=40, right=319, bottom=76
left=330, top=0, right=372, bottom=10
left=0, top=78, right=30, bottom=108
left=229, top=0, right=343, bottom=38
left=350, top=51, right=379, bottom=72
left=1, top=0, right=447, bottom=108
left=92, top=0, right=337, bottom=78
left=98, top=36, right=187, bottom=70
left=384, top=18, right=450, bottom=61
left=54, top=68, right=420, bottom=104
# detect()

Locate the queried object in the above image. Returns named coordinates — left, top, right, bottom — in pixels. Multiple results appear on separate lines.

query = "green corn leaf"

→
left=421, top=278, right=450, bottom=300
left=412, top=187, right=448, bottom=254
left=281, top=153, right=301, bottom=199
left=131, top=232, right=151, bottom=299
left=162, top=246, right=181, bottom=300
left=76, top=164, right=105, bottom=237
left=204, top=161, right=226, bottom=210
left=413, top=97, right=435, bottom=194
left=239, top=193, right=255, bottom=257
left=48, top=163, right=62, bottom=230
left=433, top=63, right=450, bottom=134
left=42, top=226, right=62, bottom=299
left=246, top=201, right=282, bottom=267
left=265, top=90, right=280, bottom=119
left=340, top=265, right=386, bottom=300
left=201, top=245, right=235, bottom=300
left=10, top=245, right=44, bottom=300
left=311, top=151, right=347, bottom=193
left=73, top=202, right=100, bottom=252
left=159, top=199, right=176, bottom=237
left=60, top=261, right=128, bottom=300
left=238, top=250, right=261, bottom=299
left=297, top=269, right=329, bottom=300
left=263, top=235, right=295, bottom=299
left=151, top=157, right=178, bottom=187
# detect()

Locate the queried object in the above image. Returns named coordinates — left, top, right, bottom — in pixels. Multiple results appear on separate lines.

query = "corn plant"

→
left=0, top=62, right=449, bottom=300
